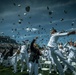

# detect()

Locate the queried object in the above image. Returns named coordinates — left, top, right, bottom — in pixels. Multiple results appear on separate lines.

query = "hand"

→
left=68, top=31, right=75, bottom=35
left=35, top=36, right=38, bottom=39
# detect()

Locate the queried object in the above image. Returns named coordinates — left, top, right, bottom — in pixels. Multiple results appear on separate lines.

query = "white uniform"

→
left=47, top=32, right=68, bottom=47
left=47, top=32, right=75, bottom=75
left=0, top=53, right=3, bottom=64
left=63, top=44, right=76, bottom=73
left=58, top=44, right=68, bottom=58
left=20, top=45, right=29, bottom=72
left=11, top=52, right=18, bottom=73
left=67, top=45, right=76, bottom=63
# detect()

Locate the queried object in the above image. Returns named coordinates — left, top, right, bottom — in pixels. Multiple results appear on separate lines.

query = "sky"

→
left=0, top=0, right=76, bottom=46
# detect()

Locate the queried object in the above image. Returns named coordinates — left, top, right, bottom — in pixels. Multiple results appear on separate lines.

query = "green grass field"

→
left=0, top=64, right=74, bottom=75
left=0, top=64, right=29, bottom=75
left=0, top=60, right=74, bottom=75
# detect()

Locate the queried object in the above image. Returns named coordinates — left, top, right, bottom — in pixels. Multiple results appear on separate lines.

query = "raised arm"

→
left=54, top=32, right=68, bottom=36
left=55, top=31, right=76, bottom=37
left=63, top=42, right=68, bottom=48
left=30, top=37, right=38, bottom=52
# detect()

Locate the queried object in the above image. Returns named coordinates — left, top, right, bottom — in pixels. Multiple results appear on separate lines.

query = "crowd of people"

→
left=0, top=28, right=76, bottom=75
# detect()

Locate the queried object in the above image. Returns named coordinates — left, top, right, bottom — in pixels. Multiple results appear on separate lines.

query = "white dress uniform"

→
left=58, top=44, right=68, bottom=58
left=47, top=32, right=75, bottom=75
left=0, top=53, right=3, bottom=64
left=20, top=44, right=29, bottom=72
left=11, top=52, right=18, bottom=73
left=66, top=44, right=76, bottom=63
left=63, top=44, right=76, bottom=73
left=67, top=45, right=74, bottom=62
left=72, top=46, right=76, bottom=62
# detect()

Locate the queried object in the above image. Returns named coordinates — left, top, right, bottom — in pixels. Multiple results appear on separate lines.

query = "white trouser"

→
left=10, top=55, right=17, bottom=73
left=49, top=49, right=57, bottom=73
left=63, top=51, right=75, bottom=73
left=21, top=53, right=29, bottom=72
left=0, top=57, right=3, bottom=63
left=29, top=61, right=38, bottom=75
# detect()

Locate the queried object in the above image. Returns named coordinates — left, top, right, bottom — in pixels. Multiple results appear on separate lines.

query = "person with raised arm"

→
left=29, top=37, right=42, bottom=75
left=47, top=28, right=76, bottom=75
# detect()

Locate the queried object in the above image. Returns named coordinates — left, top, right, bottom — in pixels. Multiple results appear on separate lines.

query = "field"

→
left=0, top=63, right=73, bottom=75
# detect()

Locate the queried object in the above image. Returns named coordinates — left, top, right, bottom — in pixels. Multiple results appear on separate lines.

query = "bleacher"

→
left=0, top=35, right=19, bottom=52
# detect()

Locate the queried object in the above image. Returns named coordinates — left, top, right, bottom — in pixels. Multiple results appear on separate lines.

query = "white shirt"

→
left=20, top=45, right=27, bottom=53
left=47, top=32, right=68, bottom=48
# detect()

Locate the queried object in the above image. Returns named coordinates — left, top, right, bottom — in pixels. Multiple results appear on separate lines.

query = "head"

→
left=58, top=43, right=63, bottom=49
left=22, top=40, right=25, bottom=44
left=33, top=43, right=39, bottom=49
left=22, top=40, right=28, bottom=45
left=68, top=41, right=74, bottom=46
left=35, top=36, right=38, bottom=40
left=50, top=28, right=57, bottom=34
left=33, top=43, right=37, bottom=47
left=17, top=50, right=20, bottom=54
left=59, top=45, right=63, bottom=49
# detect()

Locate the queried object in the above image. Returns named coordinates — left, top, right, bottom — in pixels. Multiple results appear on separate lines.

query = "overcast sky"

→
left=0, top=0, right=76, bottom=45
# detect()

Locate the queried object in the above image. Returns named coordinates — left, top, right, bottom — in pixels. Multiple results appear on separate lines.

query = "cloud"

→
left=20, top=33, right=49, bottom=39
left=25, top=27, right=38, bottom=32
left=66, top=28, right=76, bottom=31
left=1, top=0, right=75, bottom=17
left=31, top=28, right=38, bottom=31
left=0, top=11, right=18, bottom=17
left=50, top=0, right=76, bottom=9
left=49, top=18, right=76, bottom=24
left=0, top=0, right=76, bottom=43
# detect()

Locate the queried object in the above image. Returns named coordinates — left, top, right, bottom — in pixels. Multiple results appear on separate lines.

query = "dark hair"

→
left=51, top=27, right=57, bottom=33
left=53, top=29, right=57, bottom=32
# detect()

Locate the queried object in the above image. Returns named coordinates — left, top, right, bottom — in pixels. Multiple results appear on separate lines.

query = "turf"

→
left=0, top=63, right=73, bottom=75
